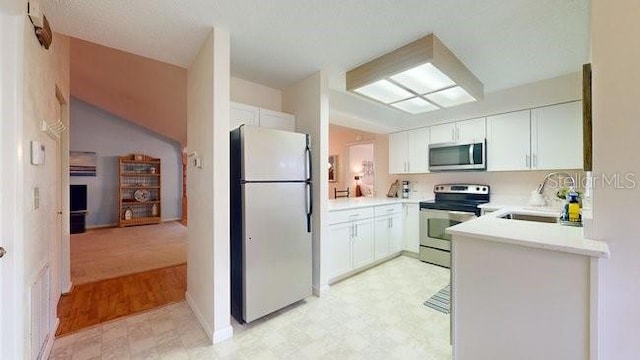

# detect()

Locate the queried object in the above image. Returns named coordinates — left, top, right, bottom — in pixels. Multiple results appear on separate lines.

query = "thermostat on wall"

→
left=31, top=141, right=45, bottom=165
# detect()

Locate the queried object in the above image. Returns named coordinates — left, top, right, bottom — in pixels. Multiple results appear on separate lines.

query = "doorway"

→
left=348, top=142, right=375, bottom=197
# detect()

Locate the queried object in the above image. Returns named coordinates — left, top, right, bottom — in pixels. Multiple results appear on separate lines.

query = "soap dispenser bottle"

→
left=561, top=188, right=581, bottom=225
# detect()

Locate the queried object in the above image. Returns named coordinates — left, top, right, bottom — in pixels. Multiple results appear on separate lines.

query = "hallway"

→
left=57, top=222, right=188, bottom=335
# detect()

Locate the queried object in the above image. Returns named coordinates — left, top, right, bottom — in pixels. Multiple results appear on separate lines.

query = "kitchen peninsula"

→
left=447, top=208, right=609, bottom=360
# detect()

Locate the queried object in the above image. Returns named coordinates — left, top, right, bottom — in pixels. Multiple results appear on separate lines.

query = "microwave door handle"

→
left=469, top=144, right=475, bottom=165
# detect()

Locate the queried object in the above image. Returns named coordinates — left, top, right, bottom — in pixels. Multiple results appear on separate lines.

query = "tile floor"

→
left=50, top=256, right=451, bottom=360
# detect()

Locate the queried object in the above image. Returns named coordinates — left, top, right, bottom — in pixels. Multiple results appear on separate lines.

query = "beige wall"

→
left=22, top=22, right=70, bottom=357
left=592, top=0, right=640, bottom=358
left=70, top=38, right=188, bottom=144
left=283, top=71, right=330, bottom=291
left=230, top=76, right=281, bottom=111
left=186, top=28, right=232, bottom=344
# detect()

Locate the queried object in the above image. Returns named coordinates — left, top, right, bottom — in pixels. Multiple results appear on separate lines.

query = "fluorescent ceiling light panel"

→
left=353, top=79, right=413, bottom=104
left=425, top=86, right=476, bottom=107
left=391, top=97, right=439, bottom=114
left=390, top=63, right=456, bottom=94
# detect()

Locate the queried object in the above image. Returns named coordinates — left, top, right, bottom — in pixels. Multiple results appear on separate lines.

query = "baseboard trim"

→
left=86, top=219, right=181, bottom=229
left=62, top=281, right=73, bottom=295
left=86, top=223, right=117, bottom=230
left=402, top=250, right=419, bottom=259
left=213, top=325, right=233, bottom=344
left=328, top=252, right=403, bottom=285
left=185, top=291, right=214, bottom=341
left=312, top=285, right=329, bottom=297
left=42, top=318, right=59, bottom=360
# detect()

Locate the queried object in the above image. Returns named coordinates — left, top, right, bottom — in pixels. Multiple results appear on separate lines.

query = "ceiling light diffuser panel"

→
left=353, top=79, right=413, bottom=104
left=425, top=86, right=476, bottom=107
left=346, top=34, right=484, bottom=115
left=390, top=63, right=456, bottom=94
left=391, top=97, right=439, bottom=114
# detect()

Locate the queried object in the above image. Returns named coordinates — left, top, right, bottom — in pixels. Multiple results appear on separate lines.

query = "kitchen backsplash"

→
left=394, top=169, right=586, bottom=205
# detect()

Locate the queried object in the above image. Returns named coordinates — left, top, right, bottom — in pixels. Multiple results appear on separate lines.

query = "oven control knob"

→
left=482, top=187, right=487, bottom=191
left=476, top=187, right=480, bottom=191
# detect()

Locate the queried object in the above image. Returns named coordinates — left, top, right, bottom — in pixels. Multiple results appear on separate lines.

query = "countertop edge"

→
left=447, top=207, right=610, bottom=258
left=328, top=197, right=429, bottom=211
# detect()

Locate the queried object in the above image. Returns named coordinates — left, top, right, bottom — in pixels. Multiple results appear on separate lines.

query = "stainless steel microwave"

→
left=429, top=140, right=486, bottom=171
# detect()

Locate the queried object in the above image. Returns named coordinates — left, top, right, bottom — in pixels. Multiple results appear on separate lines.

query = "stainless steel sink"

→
left=499, top=212, right=559, bottom=223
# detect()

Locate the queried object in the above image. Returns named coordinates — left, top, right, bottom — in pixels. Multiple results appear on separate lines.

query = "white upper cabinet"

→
left=456, top=117, right=486, bottom=143
left=407, top=127, right=430, bottom=173
left=230, top=102, right=259, bottom=130
left=231, top=102, right=296, bottom=132
left=487, top=102, right=583, bottom=172
left=259, top=108, right=296, bottom=132
left=487, top=110, right=532, bottom=171
left=389, top=131, right=408, bottom=174
left=389, top=128, right=429, bottom=174
left=430, top=118, right=486, bottom=144
left=430, top=123, right=456, bottom=144
left=531, top=101, right=583, bottom=170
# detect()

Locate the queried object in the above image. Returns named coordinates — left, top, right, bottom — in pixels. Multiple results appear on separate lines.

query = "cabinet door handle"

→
left=526, top=154, right=531, bottom=168
left=456, top=127, right=460, bottom=141
left=355, top=223, right=358, bottom=237
left=533, top=154, right=537, bottom=168
left=451, top=128, right=455, bottom=142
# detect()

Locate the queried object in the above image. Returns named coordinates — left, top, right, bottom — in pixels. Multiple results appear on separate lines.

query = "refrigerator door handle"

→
left=305, top=140, right=312, bottom=182
left=305, top=181, right=313, bottom=233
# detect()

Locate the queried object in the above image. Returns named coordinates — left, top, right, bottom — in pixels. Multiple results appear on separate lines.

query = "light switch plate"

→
left=31, top=141, right=45, bottom=165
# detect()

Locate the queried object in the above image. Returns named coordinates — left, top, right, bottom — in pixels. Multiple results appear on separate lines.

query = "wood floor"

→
left=71, top=221, right=187, bottom=284
left=56, top=263, right=186, bottom=336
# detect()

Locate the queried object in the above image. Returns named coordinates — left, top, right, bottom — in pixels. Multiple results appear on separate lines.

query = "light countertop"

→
left=328, top=196, right=431, bottom=211
left=447, top=207, right=609, bottom=258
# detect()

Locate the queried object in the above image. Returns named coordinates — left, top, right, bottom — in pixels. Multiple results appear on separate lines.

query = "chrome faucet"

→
left=536, top=172, right=576, bottom=194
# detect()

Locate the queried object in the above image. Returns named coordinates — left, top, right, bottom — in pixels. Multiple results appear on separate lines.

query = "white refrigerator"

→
left=230, top=125, right=313, bottom=323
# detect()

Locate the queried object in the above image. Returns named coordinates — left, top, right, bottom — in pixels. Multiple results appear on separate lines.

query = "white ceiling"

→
left=43, top=0, right=590, bottom=93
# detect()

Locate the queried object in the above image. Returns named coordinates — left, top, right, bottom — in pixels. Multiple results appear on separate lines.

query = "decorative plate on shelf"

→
left=134, top=189, right=151, bottom=202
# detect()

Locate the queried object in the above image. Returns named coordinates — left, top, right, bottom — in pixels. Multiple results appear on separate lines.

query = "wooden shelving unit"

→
left=118, top=154, right=161, bottom=227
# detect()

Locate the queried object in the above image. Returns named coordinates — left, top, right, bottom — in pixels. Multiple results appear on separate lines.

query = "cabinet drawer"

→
left=374, top=204, right=402, bottom=217
left=328, top=207, right=375, bottom=225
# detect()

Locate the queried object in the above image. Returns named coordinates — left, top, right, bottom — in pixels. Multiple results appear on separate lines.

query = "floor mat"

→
left=424, top=284, right=450, bottom=314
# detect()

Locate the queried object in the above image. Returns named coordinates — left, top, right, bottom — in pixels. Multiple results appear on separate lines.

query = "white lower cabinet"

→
left=374, top=217, right=391, bottom=260
left=374, top=206, right=403, bottom=260
left=327, top=211, right=374, bottom=281
left=351, top=219, right=374, bottom=268
left=327, top=222, right=353, bottom=279
left=403, top=203, right=420, bottom=253
left=328, top=204, right=403, bottom=282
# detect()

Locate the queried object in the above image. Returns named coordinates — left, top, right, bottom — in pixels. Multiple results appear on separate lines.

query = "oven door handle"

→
left=422, top=209, right=477, bottom=222
left=422, top=209, right=476, bottom=217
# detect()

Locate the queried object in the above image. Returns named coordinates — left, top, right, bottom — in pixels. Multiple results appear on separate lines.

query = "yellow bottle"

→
left=567, top=190, right=581, bottom=223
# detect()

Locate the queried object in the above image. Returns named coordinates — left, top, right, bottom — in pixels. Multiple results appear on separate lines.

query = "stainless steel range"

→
left=419, top=184, right=490, bottom=268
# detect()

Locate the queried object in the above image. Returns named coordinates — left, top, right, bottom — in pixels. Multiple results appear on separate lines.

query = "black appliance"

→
left=70, top=185, right=88, bottom=234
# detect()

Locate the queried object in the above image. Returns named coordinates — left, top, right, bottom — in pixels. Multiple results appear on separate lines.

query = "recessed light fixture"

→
left=346, top=34, right=483, bottom=115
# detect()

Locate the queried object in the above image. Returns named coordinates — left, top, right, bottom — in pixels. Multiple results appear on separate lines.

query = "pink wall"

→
left=70, top=38, right=187, bottom=144
left=328, top=124, right=391, bottom=198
